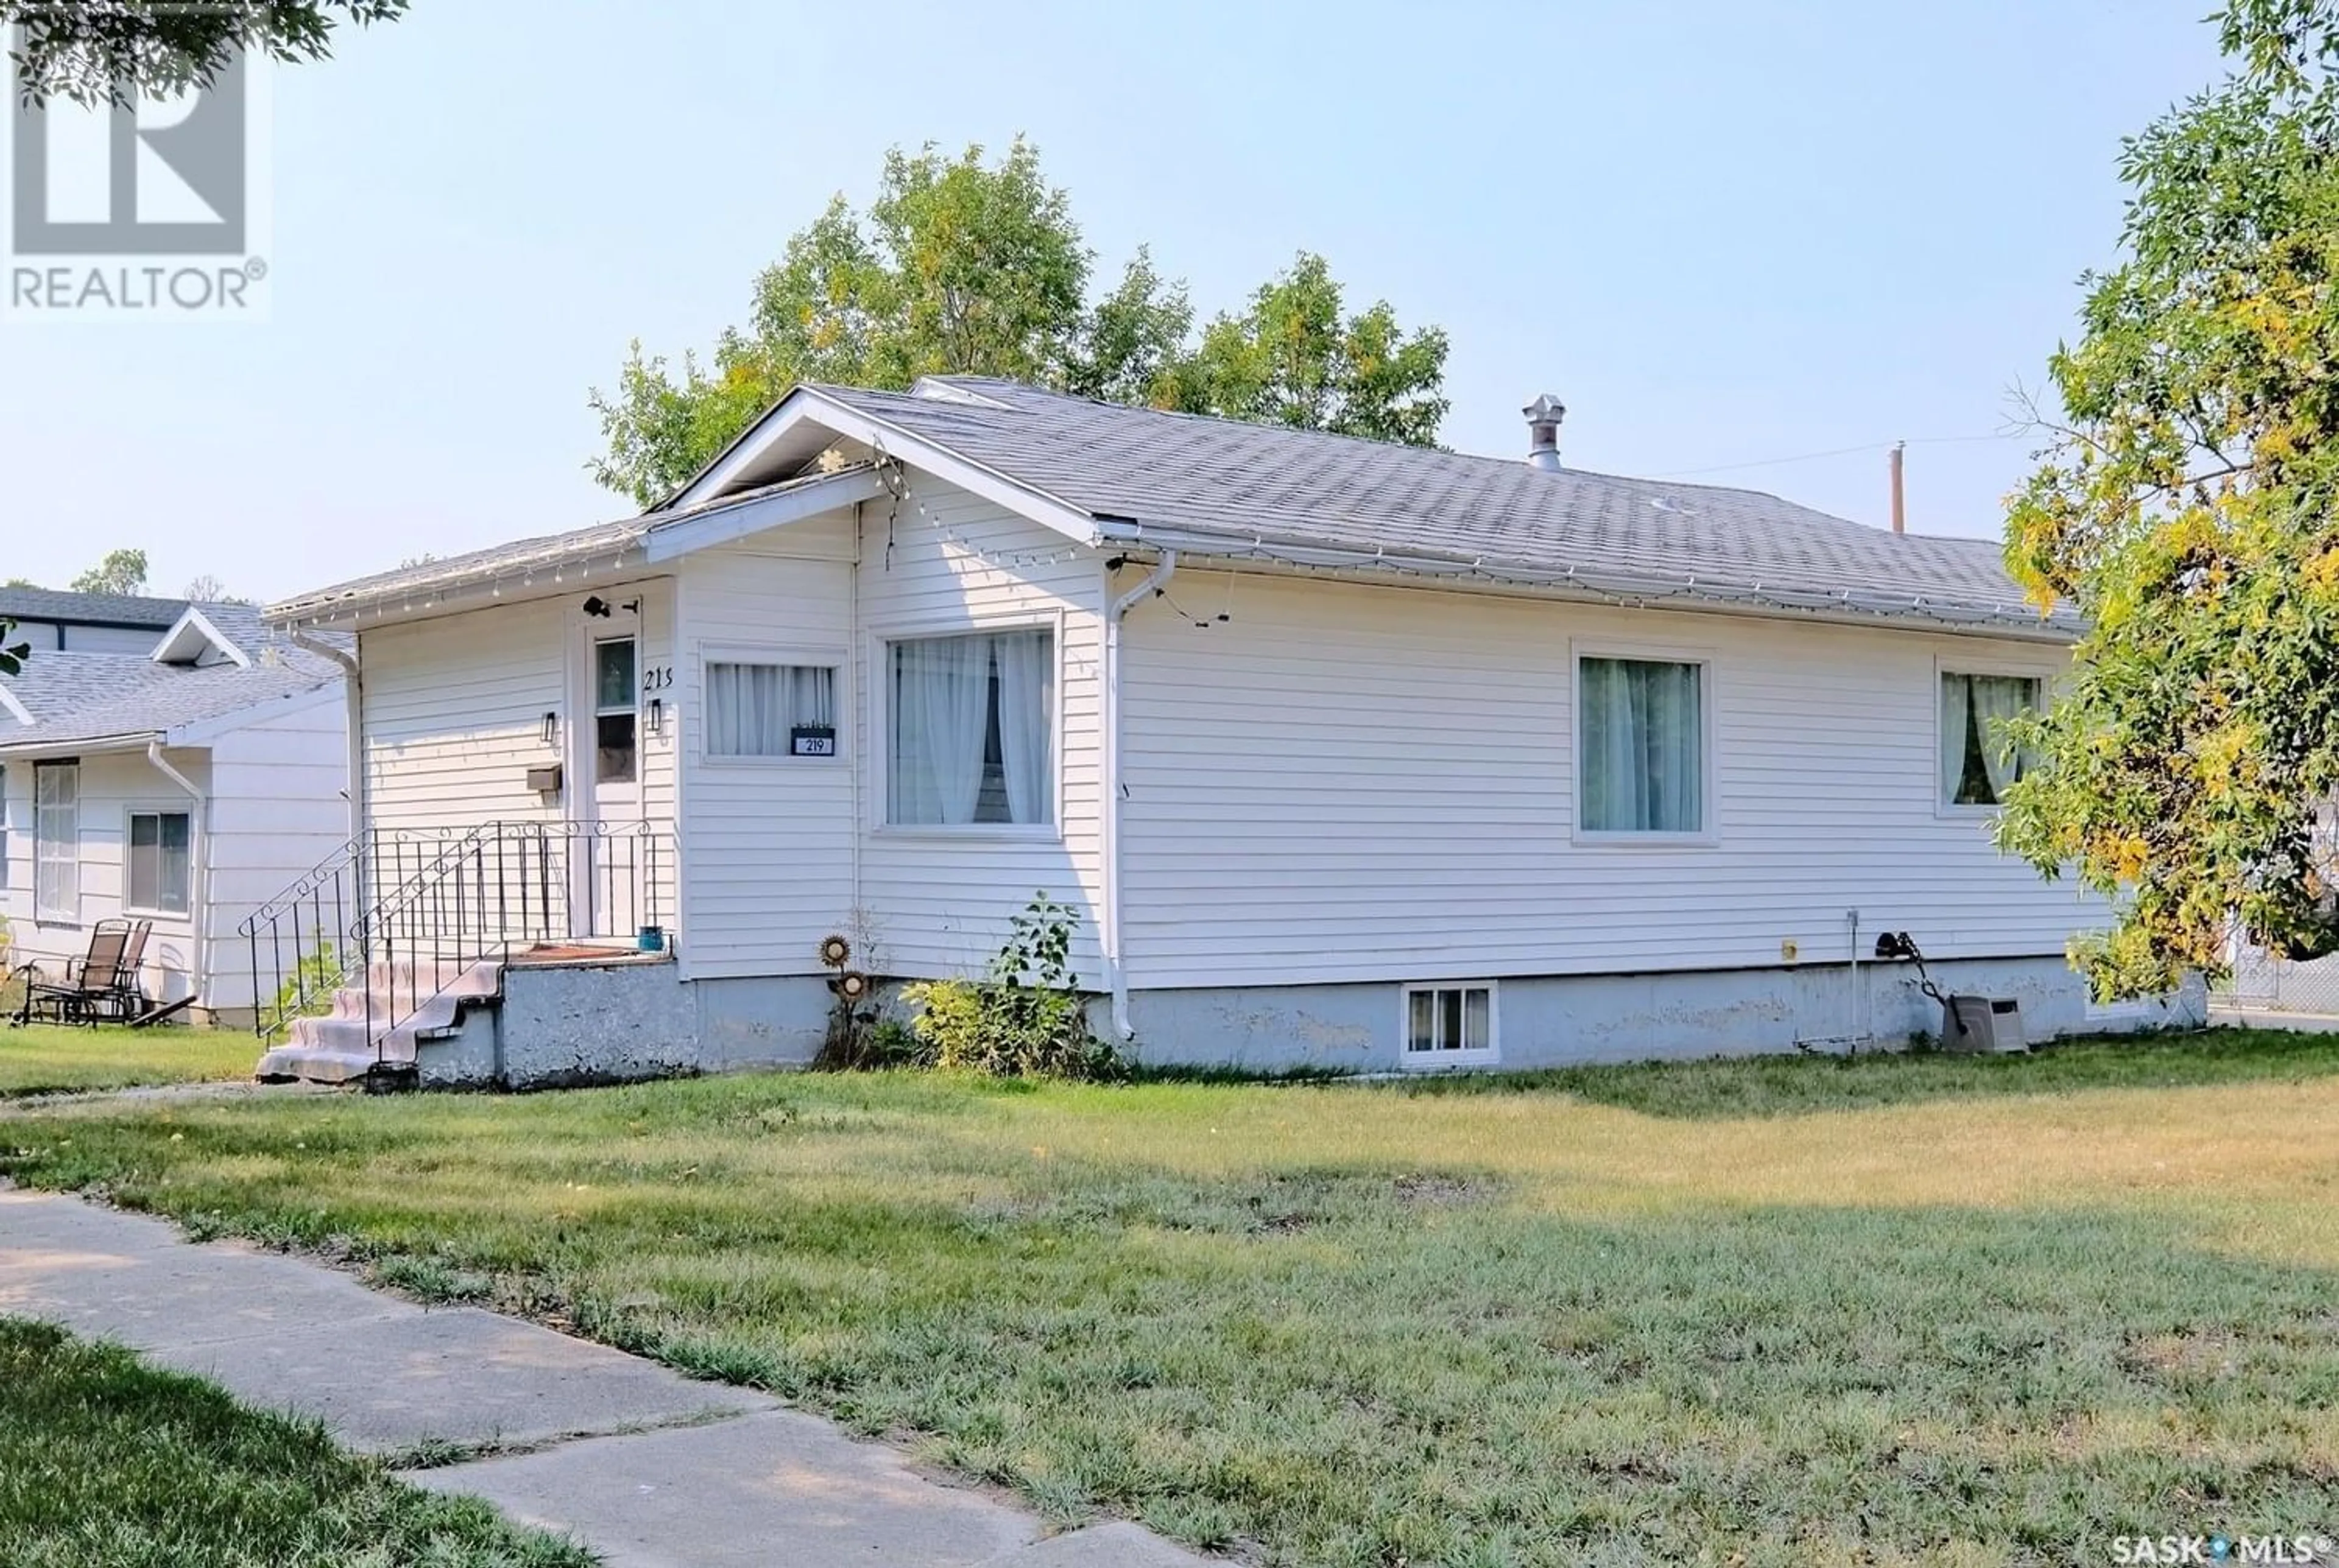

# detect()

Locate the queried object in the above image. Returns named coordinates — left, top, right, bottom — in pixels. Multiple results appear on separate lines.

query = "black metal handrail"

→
left=239, top=825, right=479, bottom=1039
left=242, top=820, right=672, bottom=1064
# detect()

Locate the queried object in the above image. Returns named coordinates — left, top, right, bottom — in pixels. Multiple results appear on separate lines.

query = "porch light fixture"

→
left=541, top=710, right=559, bottom=745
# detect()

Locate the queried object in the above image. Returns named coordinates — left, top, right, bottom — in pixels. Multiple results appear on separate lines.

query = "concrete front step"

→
left=256, top=959, right=503, bottom=1084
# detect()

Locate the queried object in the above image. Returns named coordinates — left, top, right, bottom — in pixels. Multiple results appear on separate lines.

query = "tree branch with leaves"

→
left=2000, top=0, right=2339, bottom=995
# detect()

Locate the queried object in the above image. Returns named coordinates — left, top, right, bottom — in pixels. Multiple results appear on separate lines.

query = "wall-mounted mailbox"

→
left=790, top=725, right=837, bottom=758
left=526, top=764, right=563, bottom=793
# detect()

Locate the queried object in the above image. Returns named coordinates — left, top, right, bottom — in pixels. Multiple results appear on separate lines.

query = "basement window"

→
left=1402, top=983, right=1497, bottom=1068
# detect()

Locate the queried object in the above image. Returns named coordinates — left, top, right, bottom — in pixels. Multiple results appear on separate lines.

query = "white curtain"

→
left=1971, top=675, right=2033, bottom=803
left=993, top=630, right=1054, bottom=824
left=891, top=636, right=991, bottom=824
left=1581, top=658, right=1702, bottom=832
left=707, top=664, right=836, bottom=756
left=1939, top=673, right=1972, bottom=804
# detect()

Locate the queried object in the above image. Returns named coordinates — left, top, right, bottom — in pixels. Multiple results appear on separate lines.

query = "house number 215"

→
left=641, top=666, right=673, bottom=694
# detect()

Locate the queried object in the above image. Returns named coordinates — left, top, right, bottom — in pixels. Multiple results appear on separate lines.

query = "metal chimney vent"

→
left=1523, top=394, right=1565, bottom=471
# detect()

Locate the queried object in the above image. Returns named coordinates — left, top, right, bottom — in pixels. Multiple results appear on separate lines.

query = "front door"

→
left=584, top=634, right=640, bottom=937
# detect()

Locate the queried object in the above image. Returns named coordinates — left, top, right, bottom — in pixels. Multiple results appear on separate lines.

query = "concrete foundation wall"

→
left=418, top=961, right=831, bottom=1089
left=420, top=954, right=2208, bottom=1088
left=1120, top=958, right=2207, bottom=1075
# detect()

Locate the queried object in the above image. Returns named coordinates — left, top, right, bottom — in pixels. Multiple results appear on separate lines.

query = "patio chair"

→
left=12, top=919, right=152, bottom=1027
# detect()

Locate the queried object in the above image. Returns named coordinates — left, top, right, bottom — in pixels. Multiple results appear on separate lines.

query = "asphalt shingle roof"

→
left=267, top=377, right=2067, bottom=638
left=0, top=640, right=342, bottom=754
left=816, top=378, right=2068, bottom=635
left=0, top=586, right=189, bottom=628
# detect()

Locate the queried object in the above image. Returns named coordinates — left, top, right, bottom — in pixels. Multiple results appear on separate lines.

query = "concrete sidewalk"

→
left=0, top=1187, right=1209, bottom=1568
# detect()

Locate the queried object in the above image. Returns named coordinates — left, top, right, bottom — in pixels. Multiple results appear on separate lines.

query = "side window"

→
left=1939, top=673, right=2041, bottom=807
left=33, top=759, right=79, bottom=924
left=1578, top=656, right=1705, bottom=834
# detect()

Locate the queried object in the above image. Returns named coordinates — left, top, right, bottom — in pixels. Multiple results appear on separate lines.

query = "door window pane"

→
left=596, top=639, right=637, bottom=710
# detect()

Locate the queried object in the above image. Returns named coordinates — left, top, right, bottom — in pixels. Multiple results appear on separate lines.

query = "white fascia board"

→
left=671, top=388, right=1099, bottom=546
left=642, top=468, right=888, bottom=563
left=164, top=680, right=343, bottom=748
left=151, top=605, right=251, bottom=668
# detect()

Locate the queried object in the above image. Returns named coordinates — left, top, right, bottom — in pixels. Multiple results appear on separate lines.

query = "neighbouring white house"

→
left=0, top=597, right=351, bottom=1025
left=252, top=377, right=2199, bottom=1086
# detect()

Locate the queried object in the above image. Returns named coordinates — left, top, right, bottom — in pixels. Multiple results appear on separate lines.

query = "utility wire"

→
left=1651, top=431, right=2024, bottom=481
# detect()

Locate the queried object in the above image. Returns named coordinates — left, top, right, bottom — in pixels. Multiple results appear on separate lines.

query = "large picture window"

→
left=706, top=662, right=837, bottom=758
left=887, top=629, right=1054, bottom=826
left=33, top=759, right=79, bottom=923
left=127, top=810, right=192, bottom=916
left=1579, top=656, right=1705, bottom=835
left=1940, top=672, right=2041, bottom=807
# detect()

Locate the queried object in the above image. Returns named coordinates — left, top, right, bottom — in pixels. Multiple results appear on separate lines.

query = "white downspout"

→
left=146, top=740, right=207, bottom=1014
left=1101, top=549, right=1176, bottom=1041
left=290, top=630, right=363, bottom=845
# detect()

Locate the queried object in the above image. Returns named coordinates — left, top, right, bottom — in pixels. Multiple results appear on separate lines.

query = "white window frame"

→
left=1399, top=981, right=1501, bottom=1069
left=869, top=611, right=1065, bottom=840
left=32, top=758, right=79, bottom=926
left=122, top=804, right=196, bottom=919
left=695, top=643, right=848, bottom=767
left=1933, top=655, right=2056, bottom=819
left=1570, top=639, right=1720, bottom=847
left=0, top=764, right=9, bottom=893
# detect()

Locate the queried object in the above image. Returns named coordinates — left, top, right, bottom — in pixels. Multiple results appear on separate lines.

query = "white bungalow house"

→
left=254, top=378, right=2197, bottom=1085
left=0, top=598, right=350, bottom=1025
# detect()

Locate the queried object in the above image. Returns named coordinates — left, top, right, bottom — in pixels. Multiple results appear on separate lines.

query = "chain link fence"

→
left=2214, top=940, right=2339, bottom=1016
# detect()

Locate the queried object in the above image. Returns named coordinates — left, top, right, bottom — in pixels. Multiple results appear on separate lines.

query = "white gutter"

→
left=146, top=739, right=208, bottom=1011
left=291, top=631, right=364, bottom=845
left=1100, top=549, right=1176, bottom=1041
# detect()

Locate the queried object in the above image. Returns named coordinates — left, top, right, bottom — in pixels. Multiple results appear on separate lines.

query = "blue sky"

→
left=0, top=1, right=2220, bottom=603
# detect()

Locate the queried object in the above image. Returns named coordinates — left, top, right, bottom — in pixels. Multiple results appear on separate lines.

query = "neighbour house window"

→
left=127, top=810, right=192, bottom=916
left=1404, top=983, right=1496, bottom=1065
left=887, top=629, right=1054, bottom=826
left=706, top=662, right=838, bottom=758
left=0, top=765, right=9, bottom=891
left=1578, top=656, right=1706, bottom=834
left=33, top=759, right=78, bottom=924
left=595, top=637, right=638, bottom=784
left=1939, top=673, right=2041, bottom=807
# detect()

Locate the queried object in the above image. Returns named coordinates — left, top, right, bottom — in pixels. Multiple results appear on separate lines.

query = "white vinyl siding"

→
left=362, top=601, right=568, bottom=832
left=125, top=809, right=192, bottom=915
left=858, top=479, right=1102, bottom=980
left=199, top=689, right=351, bottom=1016
left=33, top=759, right=77, bottom=923
left=677, top=527, right=858, bottom=978
left=1120, top=574, right=2100, bottom=988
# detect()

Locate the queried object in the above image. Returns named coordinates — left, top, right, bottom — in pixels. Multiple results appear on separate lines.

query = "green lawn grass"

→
left=0, top=1316, right=591, bottom=1567
left=0, top=1023, right=258, bottom=1097
left=4, top=1030, right=2338, bottom=1567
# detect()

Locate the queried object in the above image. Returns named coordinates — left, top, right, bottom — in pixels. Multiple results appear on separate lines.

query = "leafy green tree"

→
left=70, top=549, right=149, bottom=597
left=3, top=1, right=407, bottom=107
left=1162, top=251, right=1449, bottom=446
left=2000, top=0, right=2339, bottom=995
left=590, top=141, right=1450, bottom=508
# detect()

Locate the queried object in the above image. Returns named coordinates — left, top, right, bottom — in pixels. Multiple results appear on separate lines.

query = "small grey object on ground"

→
left=0, top=1186, right=1213, bottom=1567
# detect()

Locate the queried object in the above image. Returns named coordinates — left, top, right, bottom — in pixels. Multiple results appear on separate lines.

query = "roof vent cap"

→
left=1523, top=394, right=1565, bottom=471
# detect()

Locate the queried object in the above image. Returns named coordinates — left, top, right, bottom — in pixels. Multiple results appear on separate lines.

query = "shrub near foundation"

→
left=901, top=893, right=1115, bottom=1078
